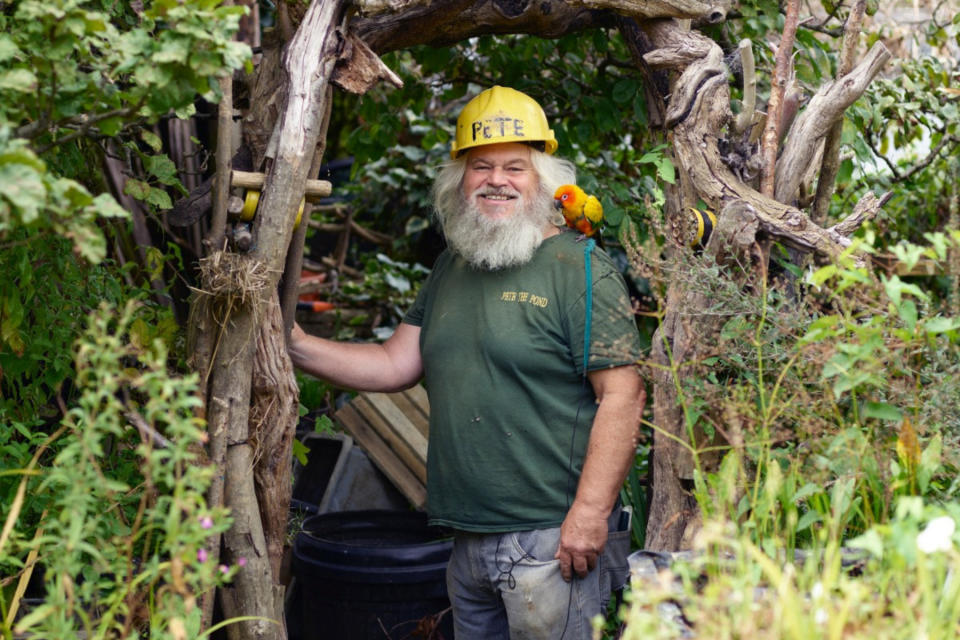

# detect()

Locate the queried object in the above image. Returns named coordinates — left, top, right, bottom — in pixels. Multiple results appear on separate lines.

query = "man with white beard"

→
left=289, top=86, right=644, bottom=639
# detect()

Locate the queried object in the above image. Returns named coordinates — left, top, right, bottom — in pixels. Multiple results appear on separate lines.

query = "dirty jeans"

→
left=445, top=509, right=630, bottom=640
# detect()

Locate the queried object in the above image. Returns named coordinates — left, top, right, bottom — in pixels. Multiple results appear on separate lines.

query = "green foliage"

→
left=0, top=0, right=251, bottom=389
left=0, top=1, right=253, bottom=634
left=0, top=0, right=250, bottom=256
left=620, top=500, right=960, bottom=639
left=0, top=134, right=128, bottom=263
left=627, top=227, right=960, bottom=636
left=329, top=252, right=430, bottom=339
left=846, top=53, right=959, bottom=246
left=0, top=302, right=234, bottom=639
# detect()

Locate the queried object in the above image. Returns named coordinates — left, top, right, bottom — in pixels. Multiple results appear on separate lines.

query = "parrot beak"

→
left=553, top=199, right=562, bottom=210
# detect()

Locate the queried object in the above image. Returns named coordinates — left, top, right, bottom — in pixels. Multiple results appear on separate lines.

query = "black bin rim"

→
left=294, top=509, right=453, bottom=574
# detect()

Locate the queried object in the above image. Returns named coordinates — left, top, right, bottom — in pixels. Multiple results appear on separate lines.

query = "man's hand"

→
left=554, top=501, right=609, bottom=581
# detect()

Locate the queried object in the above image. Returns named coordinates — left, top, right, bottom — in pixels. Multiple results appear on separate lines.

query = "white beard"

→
left=443, top=187, right=554, bottom=271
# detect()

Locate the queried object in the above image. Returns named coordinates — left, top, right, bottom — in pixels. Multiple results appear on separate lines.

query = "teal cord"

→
left=582, top=238, right=595, bottom=377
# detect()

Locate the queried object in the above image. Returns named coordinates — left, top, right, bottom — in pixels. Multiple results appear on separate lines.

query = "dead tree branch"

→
left=641, top=20, right=852, bottom=258
left=828, top=190, right=891, bottom=241
left=775, top=41, right=890, bottom=205
left=811, top=0, right=866, bottom=224
left=733, top=39, right=756, bottom=136
left=759, top=0, right=800, bottom=198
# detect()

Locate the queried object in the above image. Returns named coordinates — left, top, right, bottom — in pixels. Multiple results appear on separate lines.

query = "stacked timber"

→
left=334, top=385, right=430, bottom=509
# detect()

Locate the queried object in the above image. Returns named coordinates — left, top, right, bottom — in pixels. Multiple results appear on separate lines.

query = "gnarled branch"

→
left=774, top=41, right=891, bottom=204
left=811, top=0, right=867, bottom=224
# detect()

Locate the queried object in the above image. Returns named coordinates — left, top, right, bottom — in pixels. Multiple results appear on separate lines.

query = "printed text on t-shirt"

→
left=500, top=290, right=549, bottom=308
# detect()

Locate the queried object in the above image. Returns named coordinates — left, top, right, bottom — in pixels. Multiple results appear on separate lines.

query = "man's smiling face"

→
left=461, top=142, right=539, bottom=221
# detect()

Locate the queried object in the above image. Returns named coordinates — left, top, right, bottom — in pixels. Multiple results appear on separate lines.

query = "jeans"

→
left=445, top=509, right=631, bottom=640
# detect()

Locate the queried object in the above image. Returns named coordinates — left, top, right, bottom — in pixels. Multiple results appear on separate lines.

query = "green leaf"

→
left=796, top=509, right=821, bottom=532
left=90, top=193, right=129, bottom=219
left=404, top=216, right=430, bottom=235
left=923, top=316, right=960, bottom=335
left=123, top=178, right=151, bottom=200
left=146, top=187, right=173, bottom=210
left=0, top=146, right=46, bottom=173
left=792, top=483, right=822, bottom=503
left=897, top=299, right=917, bottom=332
left=612, top=78, right=638, bottom=104
left=144, top=154, right=180, bottom=185
left=863, top=401, right=902, bottom=422
left=64, top=220, right=107, bottom=263
left=384, top=271, right=410, bottom=293
left=0, top=164, right=46, bottom=223
left=656, top=157, right=675, bottom=184
left=604, top=204, right=624, bottom=226
left=98, top=117, right=123, bottom=137
left=0, top=68, right=37, bottom=92
left=141, top=130, right=163, bottom=152
left=848, top=528, right=884, bottom=558
left=313, top=414, right=335, bottom=434
left=0, top=35, right=21, bottom=63
left=292, top=438, right=310, bottom=467
left=153, top=38, right=191, bottom=64
left=808, top=264, right=837, bottom=287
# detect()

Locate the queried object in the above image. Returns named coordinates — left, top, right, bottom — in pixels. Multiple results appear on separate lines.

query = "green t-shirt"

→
left=404, top=231, right=641, bottom=532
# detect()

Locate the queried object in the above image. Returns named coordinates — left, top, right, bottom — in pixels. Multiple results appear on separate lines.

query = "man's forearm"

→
left=555, top=366, right=644, bottom=580
left=288, top=322, right=423, bottom=392
left=573, top=378, right=644, bottom=518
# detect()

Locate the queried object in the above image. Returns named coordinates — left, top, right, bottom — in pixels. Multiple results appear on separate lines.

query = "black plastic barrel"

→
left=291, top=510, right=454, bottom=639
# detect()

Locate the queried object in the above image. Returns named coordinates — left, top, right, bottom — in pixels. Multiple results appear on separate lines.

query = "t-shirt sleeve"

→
left=402, top=250, right=448, bottom=328
left=566, top=260, right=642, bottom=376
left=403, top=278, right=429, bottom=327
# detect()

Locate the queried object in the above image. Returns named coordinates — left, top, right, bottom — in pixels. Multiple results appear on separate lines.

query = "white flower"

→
left=814, top=608, right=828, bottom=625
left=810, top=581, right=824, bottom=600
left=917, top=516, right=956, bottom=553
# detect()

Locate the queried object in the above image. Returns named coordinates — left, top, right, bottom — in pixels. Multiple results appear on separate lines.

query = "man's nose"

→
left=487, top=166, right=507, bottom=186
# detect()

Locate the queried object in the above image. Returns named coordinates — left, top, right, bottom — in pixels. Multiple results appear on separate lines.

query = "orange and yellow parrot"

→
left=553, top=184, right=604, bottom=242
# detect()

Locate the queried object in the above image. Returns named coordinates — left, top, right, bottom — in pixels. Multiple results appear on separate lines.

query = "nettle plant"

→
left=1, top=302, right=235, bottom=640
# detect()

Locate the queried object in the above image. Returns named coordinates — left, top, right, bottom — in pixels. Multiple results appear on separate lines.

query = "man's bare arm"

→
left=288, top=321, right=423, bottom=392
left=554, top=365, right=645, bottom=581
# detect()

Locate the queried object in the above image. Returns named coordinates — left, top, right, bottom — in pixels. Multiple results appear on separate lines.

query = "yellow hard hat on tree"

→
left=450, top=86, right=558, bottom=159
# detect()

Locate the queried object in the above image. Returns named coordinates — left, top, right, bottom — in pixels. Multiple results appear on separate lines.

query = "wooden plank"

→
left=354, top=394, right=427, bottom=484
left=334, top=403, right=426, bottom=508
left=405, top=384, right=431, bottom=418
left=364, top=392, right=428, bottom=466
left=389, top=390, right=429, bottom=439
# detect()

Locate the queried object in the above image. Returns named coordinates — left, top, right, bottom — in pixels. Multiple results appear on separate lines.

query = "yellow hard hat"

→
left=450, top=86, right=558, bottom=159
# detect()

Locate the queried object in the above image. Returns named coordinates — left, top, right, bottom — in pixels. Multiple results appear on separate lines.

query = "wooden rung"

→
left=230, top=170, right=332, bottom=199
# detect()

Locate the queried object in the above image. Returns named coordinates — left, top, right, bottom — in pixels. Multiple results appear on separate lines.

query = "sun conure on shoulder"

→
left=553, top=184, right=604, bottom=245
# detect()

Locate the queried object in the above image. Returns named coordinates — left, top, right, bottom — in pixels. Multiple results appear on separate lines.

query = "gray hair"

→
left=432, top=148, right=576, bottom=232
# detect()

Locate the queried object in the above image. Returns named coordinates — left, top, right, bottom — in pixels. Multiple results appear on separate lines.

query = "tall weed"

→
left=1, top=302, right=233, bottom=639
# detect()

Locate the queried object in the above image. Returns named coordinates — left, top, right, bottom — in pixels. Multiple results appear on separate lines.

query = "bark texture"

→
left=250, top=293, right=300, bottom=581
left=202, top=1, right=348, bottom=638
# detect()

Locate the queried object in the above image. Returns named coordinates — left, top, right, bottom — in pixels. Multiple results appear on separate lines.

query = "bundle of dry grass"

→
left=194, top=250, right=276, bottom=308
